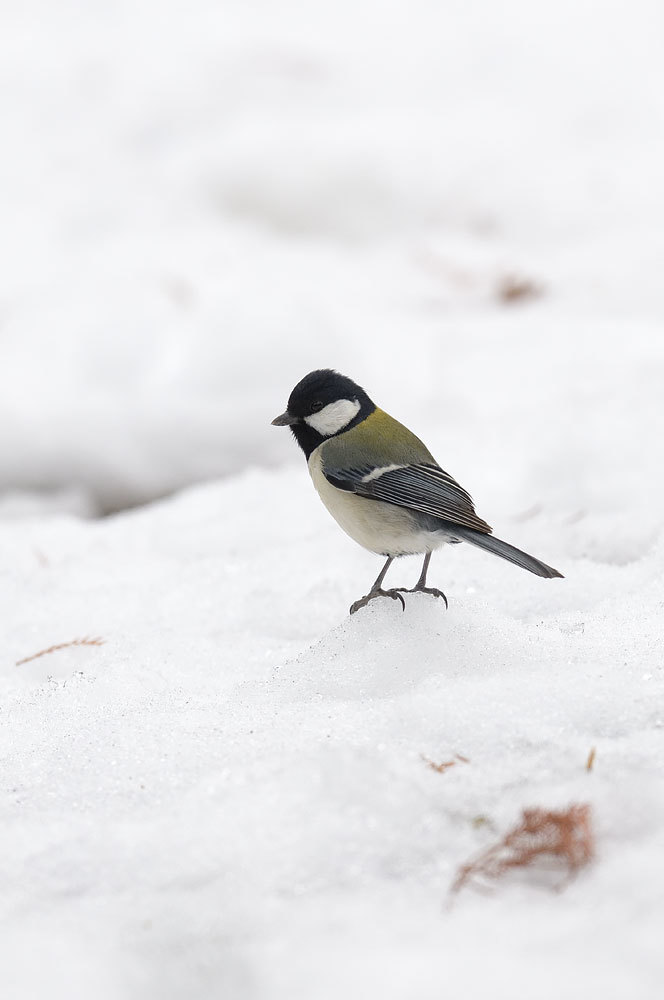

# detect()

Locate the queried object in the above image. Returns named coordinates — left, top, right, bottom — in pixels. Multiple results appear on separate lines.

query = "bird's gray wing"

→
left=323, top=461, right=492, bottom=534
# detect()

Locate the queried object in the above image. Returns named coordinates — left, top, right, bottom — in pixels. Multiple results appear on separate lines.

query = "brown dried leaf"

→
left=452, top=804, right=594, bottom=894
left=497, top=274, right=543, bottom=304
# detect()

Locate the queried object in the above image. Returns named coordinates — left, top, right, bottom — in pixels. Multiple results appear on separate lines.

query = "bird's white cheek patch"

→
left=304, top=398, right=361, bottom=436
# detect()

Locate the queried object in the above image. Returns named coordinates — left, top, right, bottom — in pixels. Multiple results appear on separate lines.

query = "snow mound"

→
left=2, top=470, right=663, bottom=998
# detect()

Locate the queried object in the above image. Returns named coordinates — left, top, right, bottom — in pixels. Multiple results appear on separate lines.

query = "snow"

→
left=2, top=0, right=664, bottom=512
left=3, top=471, right=664, bottom=998
left=2, top=0, right=664, bottom=997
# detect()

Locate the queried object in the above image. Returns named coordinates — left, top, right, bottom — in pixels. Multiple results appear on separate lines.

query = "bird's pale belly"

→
left=308, top=448, right=446, bottom=556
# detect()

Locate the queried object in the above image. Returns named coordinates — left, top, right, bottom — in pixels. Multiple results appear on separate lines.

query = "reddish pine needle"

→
left=421, top=753, right=470, bottom=774
left=16, top=637, right=105, bottom=666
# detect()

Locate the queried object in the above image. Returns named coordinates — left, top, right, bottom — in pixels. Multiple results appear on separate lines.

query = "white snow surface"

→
left=2, top=472, right=664, bottom=999
left=2, top=0, right=664, bottom=997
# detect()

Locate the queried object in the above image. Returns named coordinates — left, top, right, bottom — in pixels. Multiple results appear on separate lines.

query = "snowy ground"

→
left=3, top=472, right=664, bottom=999
left=2, top=1, right=664, bottom=998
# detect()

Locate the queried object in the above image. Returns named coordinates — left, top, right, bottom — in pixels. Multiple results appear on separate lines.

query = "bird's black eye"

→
left=310, top=400, right=324, bottom=413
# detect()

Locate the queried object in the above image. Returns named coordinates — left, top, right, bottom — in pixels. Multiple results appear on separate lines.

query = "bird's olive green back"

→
left=320, top=407, right=436, bottom=470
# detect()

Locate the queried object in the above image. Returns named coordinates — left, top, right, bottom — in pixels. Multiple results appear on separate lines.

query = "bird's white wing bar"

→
left=324, top=462, right=492, bottom=534
left=361, top=463, right=406, bottom=483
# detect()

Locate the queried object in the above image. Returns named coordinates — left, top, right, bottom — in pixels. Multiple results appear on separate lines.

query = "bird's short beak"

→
left=271, top=411, right=299, bottom=426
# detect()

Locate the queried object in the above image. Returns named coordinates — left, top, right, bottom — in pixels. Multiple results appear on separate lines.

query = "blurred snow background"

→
left=2, top=0, right=663, bottom=514
left=2, top=1, right=664, bottom=998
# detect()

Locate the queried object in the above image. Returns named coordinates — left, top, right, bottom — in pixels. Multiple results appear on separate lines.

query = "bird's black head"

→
left=271, top=369, right=376, bottom=458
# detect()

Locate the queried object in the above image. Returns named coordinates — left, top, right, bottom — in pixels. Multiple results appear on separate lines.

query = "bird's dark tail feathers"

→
left=451, top=526, right=563, bottom=579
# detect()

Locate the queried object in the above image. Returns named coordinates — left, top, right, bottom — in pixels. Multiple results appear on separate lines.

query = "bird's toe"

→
left=349, top=588, right=406, bottom=615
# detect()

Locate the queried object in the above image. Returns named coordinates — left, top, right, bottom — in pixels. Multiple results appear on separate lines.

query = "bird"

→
left=271, top=369, right=563, bottom=614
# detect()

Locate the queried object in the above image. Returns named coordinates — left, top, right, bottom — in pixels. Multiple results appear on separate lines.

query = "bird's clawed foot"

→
left=349, top=588, right=406, bottom=615
left=395, top=585, right=449, bottom=610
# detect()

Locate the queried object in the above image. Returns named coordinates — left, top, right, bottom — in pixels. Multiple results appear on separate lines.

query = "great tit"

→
left=272, top=369, right=562, bottom=614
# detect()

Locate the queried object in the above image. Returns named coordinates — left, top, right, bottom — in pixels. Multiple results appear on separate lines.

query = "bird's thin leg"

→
left=371, top=555, right=393, bottom=591
left=349, top=556, right=406, bottom=615
left=415, top=552, right=431, bottom=590
left=395, top=552, right=448, bottom=609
